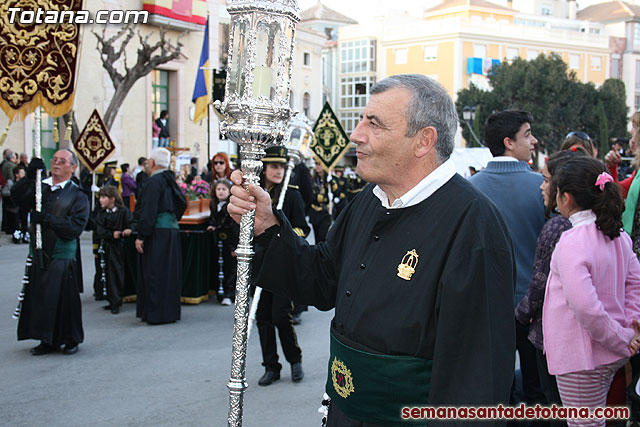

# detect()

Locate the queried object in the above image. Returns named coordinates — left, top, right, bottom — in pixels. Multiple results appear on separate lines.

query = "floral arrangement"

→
left=179, top=179, right=210, bottom=201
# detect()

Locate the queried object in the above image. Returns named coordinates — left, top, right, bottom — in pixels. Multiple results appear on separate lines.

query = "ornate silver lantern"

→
left=215, top=1, right=299, bottom=426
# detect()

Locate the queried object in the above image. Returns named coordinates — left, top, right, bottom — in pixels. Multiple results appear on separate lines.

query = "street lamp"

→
left=214, top=1, right=300, bottom=426
left=462, top=105, right=482, bottom=147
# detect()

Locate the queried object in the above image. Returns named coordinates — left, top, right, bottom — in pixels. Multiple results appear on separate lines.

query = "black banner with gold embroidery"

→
left=74, top=109, right=115, bottom=171
left=311, top=102, right=350, bottom=172
left=0, top=0, right=83, bottom=121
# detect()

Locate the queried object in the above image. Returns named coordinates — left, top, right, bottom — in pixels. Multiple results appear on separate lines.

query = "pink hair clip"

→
left=595, top=172, right=614, bottom=191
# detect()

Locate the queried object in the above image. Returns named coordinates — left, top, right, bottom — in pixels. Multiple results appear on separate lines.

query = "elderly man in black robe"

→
left=229, top=74, right=516, bottom=426
left=134, top=147, right=186, bottom=325
left=12, top=149, right=89, bottom=356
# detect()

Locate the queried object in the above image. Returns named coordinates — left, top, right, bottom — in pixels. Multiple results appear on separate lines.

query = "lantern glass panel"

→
left=289, top=128, right=302, bottom=151
left=229, top=19, right=248, bottom=97
left=280, top=24, right=294, bottom=103
left=253, top=21, right=281, bottom=100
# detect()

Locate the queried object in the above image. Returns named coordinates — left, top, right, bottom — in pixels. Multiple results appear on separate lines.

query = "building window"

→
left=527, top=50, right=539, bottom=61
left=634, top=23, right=640, bottom=51
left=424, top=45, right=437, bottom=62
left=303, top=92, right=310, bottom=117
left=340, top=40, right=376, bottom=73
left=541, top=4, right=552, bottom=16
left=570, top=54, right=580, bottom=70
left=339, top=111, right=361, bottom=134
left=152, top=69, right=170, bottom=120
left=506, top=47, right=518, bottom=61
left=636, top=93, right=640, bottom=112
left=303, top=52, right=311, bottom=67
left=395, top=48, right=408, bottom=65
left=591, top=56, right=601, bottom=71
left=340, top=76, right=375, bottom=109
left=473, top=44, right=486, bottom=59
left=612, top=55, right=621, bottom=79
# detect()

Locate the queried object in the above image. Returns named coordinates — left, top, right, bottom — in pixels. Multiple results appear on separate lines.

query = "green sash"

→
left=155, top=212, right=179, bottom=229
left=29, top=238, right=77, bottom=259
left=52, top=238, right=77, bottom=259
left=623, top=172, right=640, bottom=234
left=326, top=333, right=432, bottom=426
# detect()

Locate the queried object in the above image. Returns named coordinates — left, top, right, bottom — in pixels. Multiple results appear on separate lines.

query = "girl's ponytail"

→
left=593, top=176, right=624, bottom=240
left=554, top=157, right=623, bottom=240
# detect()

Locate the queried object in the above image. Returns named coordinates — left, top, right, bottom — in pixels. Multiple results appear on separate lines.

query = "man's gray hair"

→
left=150, top=147, right=171, bottom=168
left=370, top=74, right=457, bottom=163
left=61, top=148, right=78, bottom=166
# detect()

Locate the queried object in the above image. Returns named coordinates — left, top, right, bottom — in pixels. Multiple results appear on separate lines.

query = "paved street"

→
left=0, top=232, right=333, bottom=427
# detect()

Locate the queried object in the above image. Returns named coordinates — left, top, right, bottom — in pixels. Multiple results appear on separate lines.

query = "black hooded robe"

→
left=12, top=177, right=89, bottom=347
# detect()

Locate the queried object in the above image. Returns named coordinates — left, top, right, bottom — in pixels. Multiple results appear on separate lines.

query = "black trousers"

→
left=509, top=321, right=546, bottom=426
left=220, top=239, right=236, bottom=298
left=535, top=349, right=566, bottom=426
left=312, top=215, right=331, bottom=244
left=256, top=290, right=301, bottom=371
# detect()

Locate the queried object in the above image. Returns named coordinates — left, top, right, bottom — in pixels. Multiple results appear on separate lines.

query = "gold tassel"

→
left=52, top=119, right=59, bottom=143
left=0, top=122, right=10, bottom=146
left=64, top=115, right=73, bottom=142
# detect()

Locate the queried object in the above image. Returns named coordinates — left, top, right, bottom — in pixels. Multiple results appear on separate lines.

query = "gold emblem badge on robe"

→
left=397, top=249, right=419, bottom=281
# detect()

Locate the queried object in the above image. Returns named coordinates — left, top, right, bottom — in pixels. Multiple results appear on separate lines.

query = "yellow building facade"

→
left=336, top=0, right=611, bottom=145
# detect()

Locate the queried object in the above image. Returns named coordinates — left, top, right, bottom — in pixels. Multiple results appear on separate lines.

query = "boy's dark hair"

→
left=98, top=185, right=125, bottom=209
left=121, top=163, right=130, bottom=173
left=484, top=110, right=534, bottom=157
left=160, top=110, right=168, bottom=119
left=137, top=157, right=147, bottom=166
left=554, top=156, right=623, bottom=240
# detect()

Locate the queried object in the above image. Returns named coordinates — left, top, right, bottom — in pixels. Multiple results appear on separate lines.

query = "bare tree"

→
left=92, top=24, right=185, bottom=131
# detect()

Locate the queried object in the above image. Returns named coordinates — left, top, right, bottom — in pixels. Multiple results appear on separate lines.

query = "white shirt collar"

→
left=372, top=158, right=456, bottom=209
left=107, top=207, right=118, bottom=213
left=491, top=156, right=519, bottom=162
left=568, top=209, right=596, bottom=227
left=43, top=177, right=70, bottom=191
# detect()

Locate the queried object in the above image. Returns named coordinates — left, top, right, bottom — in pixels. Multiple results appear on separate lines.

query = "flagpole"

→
left=207, top=11, right=211, bottom=164
left=207, top=93, right=211, bottom=163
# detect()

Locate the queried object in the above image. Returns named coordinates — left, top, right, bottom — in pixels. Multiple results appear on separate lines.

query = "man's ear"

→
left=503, top=136, right=514, bottom=152
left=415, top=127, right=437, bottom=158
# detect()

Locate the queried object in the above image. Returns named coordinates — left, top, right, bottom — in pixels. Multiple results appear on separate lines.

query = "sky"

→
left=296, top=0, right=626, bottom=23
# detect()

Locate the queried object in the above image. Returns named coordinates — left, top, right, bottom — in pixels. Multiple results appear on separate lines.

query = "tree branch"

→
left=98, top=25, right=187, bottom=131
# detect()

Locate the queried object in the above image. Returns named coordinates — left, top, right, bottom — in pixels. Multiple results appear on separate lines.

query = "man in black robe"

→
left=12, top=149, right=89, bottom=356
left=134, top=147, right=186, bottom=325
left=229, top=74, right=516, bottom=426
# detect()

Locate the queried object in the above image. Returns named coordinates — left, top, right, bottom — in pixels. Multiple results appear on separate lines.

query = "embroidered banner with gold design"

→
left=311, top=102, right=351, bottom=173
left=0, top=0, right=83, bottom=121
left=74, top=109, right=115, bottom=171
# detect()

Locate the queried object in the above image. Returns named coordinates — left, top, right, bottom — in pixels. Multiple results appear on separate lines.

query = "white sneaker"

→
left=221, top=298, right=232, bottom=306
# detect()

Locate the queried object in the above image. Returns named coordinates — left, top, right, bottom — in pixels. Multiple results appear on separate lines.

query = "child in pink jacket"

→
left=543, top=156, right=640, bottom=425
